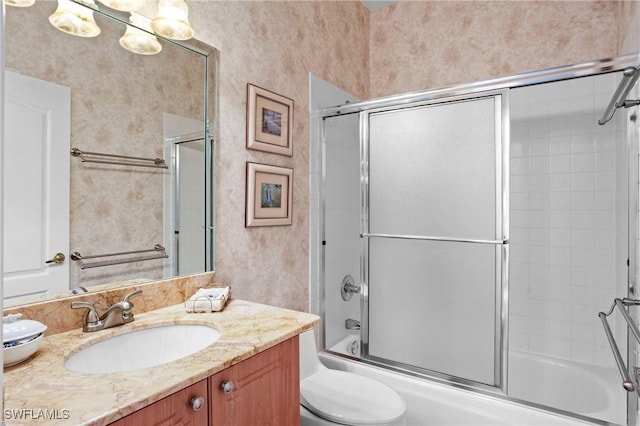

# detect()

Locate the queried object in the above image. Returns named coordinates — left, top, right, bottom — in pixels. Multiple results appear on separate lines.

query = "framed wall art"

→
left=245, top=162, right=293, bottom=227
left=246, top=83, right=294, bottom=156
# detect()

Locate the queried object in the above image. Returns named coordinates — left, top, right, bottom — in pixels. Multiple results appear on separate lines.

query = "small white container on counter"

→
left=3, top=314, right=47, bottom=366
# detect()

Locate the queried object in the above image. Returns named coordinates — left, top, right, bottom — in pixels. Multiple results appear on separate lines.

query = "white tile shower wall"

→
left=509, top=73, right=628, bottom=367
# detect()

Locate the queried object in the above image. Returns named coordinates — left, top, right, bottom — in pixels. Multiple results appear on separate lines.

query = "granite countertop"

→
left=3, top=299, right=319, bottom=425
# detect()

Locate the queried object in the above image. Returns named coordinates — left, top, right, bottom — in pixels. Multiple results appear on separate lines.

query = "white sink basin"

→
left=64, top=324, right=220, bottom=374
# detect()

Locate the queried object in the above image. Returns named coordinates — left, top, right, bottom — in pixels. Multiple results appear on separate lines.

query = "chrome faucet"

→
left=345, top=318, right=361, bottom=330
left=71, top=289, right=143, bottom=332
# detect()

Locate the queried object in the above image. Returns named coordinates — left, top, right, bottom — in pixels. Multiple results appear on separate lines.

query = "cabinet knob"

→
left=190, top=396, right=205, bottom=411
left=220, top=380, right=234, bottom=394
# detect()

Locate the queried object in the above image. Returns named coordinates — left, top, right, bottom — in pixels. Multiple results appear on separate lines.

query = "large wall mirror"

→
left=3, top=1, right=217, bottom=305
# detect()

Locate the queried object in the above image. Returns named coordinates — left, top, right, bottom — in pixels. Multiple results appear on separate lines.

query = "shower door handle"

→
left=361, top=232, right=508, bottom=245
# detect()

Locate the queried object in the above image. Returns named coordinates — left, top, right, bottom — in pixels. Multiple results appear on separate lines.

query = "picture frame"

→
left=245, top=162, right=293, bottom=227
left=246, top=83, right=294, bottom=156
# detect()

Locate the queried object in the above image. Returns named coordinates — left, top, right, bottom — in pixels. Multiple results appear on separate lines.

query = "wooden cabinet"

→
left=109, top=336, right=299, bottom=426
left=209, top=335, right=299, bottom=426
left=110, top=379, right=208, bottom=426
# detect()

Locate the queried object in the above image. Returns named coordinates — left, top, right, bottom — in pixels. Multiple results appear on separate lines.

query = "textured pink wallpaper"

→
left=189, top=1, right=370, bottom=312
left=369, top=0, right=620, bottom=97
left=188, top=0, right=634, bottom=313
left=186, top=0, right=636, bottom=313
left=619, top=0, right=640, bottom=54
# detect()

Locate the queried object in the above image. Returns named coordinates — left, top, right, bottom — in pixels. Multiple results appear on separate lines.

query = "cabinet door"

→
left=110, top=379, right=208, bottom=425
left=209, top=336, right=299, bottom=426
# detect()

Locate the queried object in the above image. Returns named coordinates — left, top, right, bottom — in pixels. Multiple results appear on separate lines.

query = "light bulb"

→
left=120, top=13, right=162, bottom=55
left=48, top=0, right=101, bottom=38
left=151, top=0, right=194, bottom=41
left=97, top=0, right=145, bottom=12
left=4, top=0, right=36, bottom=8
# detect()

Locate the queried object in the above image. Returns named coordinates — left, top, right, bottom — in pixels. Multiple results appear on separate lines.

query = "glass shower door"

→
left=362, top=92, right=508, bottom=389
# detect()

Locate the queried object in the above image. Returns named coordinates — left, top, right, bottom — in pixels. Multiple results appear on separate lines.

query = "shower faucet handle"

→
left=341, top=275, right=360, bottom=301
left=344, top=282, right=360, bottom=293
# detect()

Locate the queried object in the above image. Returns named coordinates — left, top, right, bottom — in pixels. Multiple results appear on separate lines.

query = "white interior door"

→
left=3, top=70, right=71, bottom=300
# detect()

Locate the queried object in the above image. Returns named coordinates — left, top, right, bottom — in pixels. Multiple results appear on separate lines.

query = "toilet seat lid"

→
left=300, top=369, right=407, bottom=426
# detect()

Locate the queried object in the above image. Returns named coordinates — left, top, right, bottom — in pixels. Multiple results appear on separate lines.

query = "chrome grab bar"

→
left=70, top=148, right=168, bottom=169
left=70, top=244, right=168, bottom=269
left=598, top=297, right=640, bottom=392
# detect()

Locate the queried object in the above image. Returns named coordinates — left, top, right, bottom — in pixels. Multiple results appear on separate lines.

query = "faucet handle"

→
left=123, top=289, right=142, bottom=304
left=119, top=290, right=142, bottom=322
left=71, top=301, right=101, bottom=330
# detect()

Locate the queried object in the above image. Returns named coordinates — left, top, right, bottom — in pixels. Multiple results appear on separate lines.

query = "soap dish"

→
left=4, top=334, right=44, bottom=366
left=3, top=314, right=47, bottom=366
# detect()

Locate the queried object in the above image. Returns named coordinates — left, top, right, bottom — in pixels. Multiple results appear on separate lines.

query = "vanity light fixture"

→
left=97, top=0, right=145, bottom=12
left=48, top=0, right=102, bottom=38
left=8, top=0, right=196, bottom=53
left=151, top=0, right=194, bottom=41
left=119, top=12, right=163, bottom=55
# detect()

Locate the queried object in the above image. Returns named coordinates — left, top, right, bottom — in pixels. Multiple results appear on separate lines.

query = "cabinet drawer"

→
left=110, top=379, right=208, bottom=426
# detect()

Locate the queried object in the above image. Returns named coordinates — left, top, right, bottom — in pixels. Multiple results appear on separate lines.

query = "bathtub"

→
left=509, top=349, right=625, bottom=425
left=324, top=334, right=620, bottom=426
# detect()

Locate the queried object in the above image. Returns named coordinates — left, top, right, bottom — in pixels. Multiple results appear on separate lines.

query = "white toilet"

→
left=299, top=329, right=407, bottom=426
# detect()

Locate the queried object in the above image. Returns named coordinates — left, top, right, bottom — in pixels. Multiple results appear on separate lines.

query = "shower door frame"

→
left=317, top=53, right=640, bottom=425
left=627, top=98, right=639, bottom=426
left=171, top=132, right=216, bottom=276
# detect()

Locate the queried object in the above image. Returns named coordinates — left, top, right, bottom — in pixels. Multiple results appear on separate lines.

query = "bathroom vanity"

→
left=111, top=337, right=298, bottom=425
left=3, top=287, right=318, bottom=425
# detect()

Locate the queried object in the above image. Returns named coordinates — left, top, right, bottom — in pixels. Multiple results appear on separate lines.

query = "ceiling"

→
left=360, top=1, right=398, bottom=11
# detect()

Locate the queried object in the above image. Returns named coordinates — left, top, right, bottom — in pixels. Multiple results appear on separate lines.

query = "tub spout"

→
left=345, top=319, right=361, bottom=330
